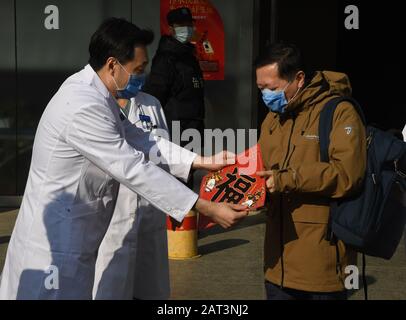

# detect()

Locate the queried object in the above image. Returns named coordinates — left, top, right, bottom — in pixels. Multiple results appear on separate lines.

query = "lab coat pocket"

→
left=56, top=199, right=108, bottom=256
left=59, top=199, right=103, bottom=219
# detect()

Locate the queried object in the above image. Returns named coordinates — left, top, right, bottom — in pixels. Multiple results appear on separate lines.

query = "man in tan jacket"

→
left=256, top=43, right=366, bottom=300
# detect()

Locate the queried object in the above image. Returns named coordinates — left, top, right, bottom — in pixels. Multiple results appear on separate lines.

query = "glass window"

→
left=14, top=0, right=131, bottom=194
left=0, top=0, right=17, bottom=196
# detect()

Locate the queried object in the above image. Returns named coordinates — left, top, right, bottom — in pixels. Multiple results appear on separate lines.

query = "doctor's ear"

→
left=106, top=57, right=118, bottom=75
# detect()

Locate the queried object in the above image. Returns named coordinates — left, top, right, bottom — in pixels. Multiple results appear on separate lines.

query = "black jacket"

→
left=143, top=36, right=205, bottom=130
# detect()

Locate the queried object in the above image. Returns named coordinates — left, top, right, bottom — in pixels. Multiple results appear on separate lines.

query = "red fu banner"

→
left=198, top=145, right=266, bottom=230
left=160, top=0, right=225, bottom=80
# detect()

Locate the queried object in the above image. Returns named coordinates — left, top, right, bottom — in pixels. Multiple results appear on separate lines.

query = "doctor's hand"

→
left=257, top=170, right=276, bottom=193
left=192, top=151, right=236, bottom=172
left=195, top=199, right=248, bottom=229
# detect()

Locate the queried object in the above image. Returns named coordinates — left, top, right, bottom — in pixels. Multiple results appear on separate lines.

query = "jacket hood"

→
left=285, top=71, right=353, bottom=113
left=156, top=35, right=195, bottom=57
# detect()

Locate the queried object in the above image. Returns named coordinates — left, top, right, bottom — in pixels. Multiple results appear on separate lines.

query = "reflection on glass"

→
left=0, top=0, right=17, bottom=196
left=14, top=0, right=131, bottom=194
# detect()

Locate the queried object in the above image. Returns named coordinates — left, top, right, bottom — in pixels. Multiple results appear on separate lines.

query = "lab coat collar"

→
left=83, top=64, right=112, bottom=99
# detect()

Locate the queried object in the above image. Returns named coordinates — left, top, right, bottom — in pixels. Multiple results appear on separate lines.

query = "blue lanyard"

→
left=137, top=103, right=155, bottom=131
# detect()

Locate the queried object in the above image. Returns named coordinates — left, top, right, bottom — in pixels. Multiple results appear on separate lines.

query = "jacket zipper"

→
left=279, top=116, right=296, bottom=289
left=281, top=117, right=297, bottom=169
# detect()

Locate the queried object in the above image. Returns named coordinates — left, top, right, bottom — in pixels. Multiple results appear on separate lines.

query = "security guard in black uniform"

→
left=143, top=7, right=205, bottom=152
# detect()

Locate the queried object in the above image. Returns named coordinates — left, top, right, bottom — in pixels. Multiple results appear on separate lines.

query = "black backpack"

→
left=319, top=96, right=406, bottom=298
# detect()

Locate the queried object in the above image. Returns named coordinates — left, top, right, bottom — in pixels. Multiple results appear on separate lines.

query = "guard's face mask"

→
left=112, top=61, right=146, bottom=99
left=173, top=26, right=194, bottom=43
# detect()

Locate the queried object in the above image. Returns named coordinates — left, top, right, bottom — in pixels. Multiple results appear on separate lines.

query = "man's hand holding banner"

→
left=198, top=144, right=266, bottom=229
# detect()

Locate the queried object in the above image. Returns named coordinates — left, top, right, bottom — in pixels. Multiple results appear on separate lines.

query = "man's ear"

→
left=296, top=71, right=306, bottom=89
left=168, top=26, right=175, bottom=36
left=106, top=57, right=117, bottom=76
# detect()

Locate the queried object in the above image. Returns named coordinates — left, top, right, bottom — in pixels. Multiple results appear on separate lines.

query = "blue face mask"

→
left=112, top=61, right=146, bottom=99
left=261, top=84, right=290, bottom=114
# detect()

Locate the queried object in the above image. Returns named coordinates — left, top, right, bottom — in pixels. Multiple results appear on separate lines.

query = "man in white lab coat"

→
left=0, top=18, right=246, bottom=300
left=93, top=93, right=172, bottom=300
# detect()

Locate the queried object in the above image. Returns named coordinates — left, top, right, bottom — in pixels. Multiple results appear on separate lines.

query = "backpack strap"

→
left=319, top=97, right=369, bottom=299
left=319, top=96, right=367, bottom=241
left=319, top=96, right=367, bottom=163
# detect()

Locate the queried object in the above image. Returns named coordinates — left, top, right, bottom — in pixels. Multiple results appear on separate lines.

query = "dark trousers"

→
left=265, top=281, right=348, bottom=300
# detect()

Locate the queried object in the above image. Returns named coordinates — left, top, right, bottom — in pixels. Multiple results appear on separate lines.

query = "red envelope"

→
left=198, top=144, right=266, bottom=230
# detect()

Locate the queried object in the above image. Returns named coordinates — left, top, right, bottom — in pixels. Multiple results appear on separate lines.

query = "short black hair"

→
left=89, top=17, right=154, bottom=71
left=254, top=42, right=305, bottom=81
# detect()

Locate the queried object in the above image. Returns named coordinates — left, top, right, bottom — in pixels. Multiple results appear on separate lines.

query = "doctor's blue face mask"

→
left=261, top=82, right=290, bottom=114
left=112, top=61, right=146, bottom=100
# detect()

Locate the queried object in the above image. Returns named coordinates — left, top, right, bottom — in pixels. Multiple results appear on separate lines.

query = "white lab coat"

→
left=0, top=65, right=198, bottom=300
left=93, top=92, right=172, bottom=300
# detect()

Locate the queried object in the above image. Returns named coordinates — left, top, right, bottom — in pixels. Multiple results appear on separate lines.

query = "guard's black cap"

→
left=167, top=7, right=195, bottom=25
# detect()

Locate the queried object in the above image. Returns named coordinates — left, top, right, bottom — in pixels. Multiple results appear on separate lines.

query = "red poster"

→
left=198, top=145, right=266, bottom=230
left=160, top=0, right=225, bottom=80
